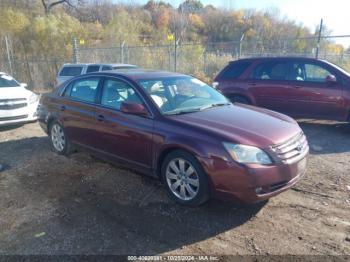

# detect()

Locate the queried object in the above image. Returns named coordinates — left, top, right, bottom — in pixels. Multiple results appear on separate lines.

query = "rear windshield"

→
left=0, top=74, right=20, bottom=87
left=59, top=66, right=83, bottom=77
left=220, top=61, right=251, bottom=80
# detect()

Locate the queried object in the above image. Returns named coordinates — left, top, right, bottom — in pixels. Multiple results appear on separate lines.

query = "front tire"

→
left=230, top=96, right=251, bottom=105
left=49, top=121, right=73, bottom=155
left=161, top=150, right=209, bottom=206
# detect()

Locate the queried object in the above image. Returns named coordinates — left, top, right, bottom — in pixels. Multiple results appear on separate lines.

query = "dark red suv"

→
left=214, top=57, right=350, bottom=121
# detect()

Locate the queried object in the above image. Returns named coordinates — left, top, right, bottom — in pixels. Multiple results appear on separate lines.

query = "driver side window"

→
left=101, top=79, right=143, bottom=110
left=304, top=63, right=332, bottom=83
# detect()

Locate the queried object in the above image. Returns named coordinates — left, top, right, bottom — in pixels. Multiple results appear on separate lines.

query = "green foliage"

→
left=32, top=13, right=84, bottom=57
left=0, top=8, right=29, bottom=34
left=179, top=0, right=204, bottom=13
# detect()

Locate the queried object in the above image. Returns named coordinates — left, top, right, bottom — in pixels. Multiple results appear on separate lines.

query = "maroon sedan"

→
left=38, top=70, right=309, bottom=206
left=214, top=57, right=350, bottom=121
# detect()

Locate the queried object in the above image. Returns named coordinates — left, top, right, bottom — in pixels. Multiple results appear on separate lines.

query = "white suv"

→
left=56, top=63, right=138, bottom=85
left=0, top=72, right=39, bottom=126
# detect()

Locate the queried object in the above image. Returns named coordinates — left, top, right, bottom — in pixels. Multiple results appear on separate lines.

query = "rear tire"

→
left=230, top=96, right=251, bottom=105
left=161, top=150, right=209, bottom=207
left=49, top=121, right=73, bottom=155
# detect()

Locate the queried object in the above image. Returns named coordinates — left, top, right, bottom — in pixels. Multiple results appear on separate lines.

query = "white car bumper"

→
left=0, top=101, right=39, bottom=126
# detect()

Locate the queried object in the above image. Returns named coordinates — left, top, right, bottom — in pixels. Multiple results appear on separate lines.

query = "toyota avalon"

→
left=38, top=70, right=309, bottom=206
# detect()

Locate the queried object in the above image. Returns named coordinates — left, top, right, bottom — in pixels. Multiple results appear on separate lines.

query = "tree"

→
left=179, top=0, right=203, bottom=14
left=41, top=0, right=83, bottom=14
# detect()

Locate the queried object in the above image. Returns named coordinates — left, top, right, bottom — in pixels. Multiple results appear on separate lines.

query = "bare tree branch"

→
left=41, top=0, right=83, bottom=14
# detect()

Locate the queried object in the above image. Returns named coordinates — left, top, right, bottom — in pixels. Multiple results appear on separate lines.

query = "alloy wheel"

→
left=165, top=158, right=200, bottom=201
left=51, top=123, right=66, bottom=152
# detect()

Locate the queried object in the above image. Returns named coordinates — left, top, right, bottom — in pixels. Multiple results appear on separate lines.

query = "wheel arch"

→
left=46, top=112, right=62, bottom=135
left=156, top=146, right=202, bottom=179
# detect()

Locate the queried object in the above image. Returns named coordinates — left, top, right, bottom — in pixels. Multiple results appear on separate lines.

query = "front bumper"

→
left=198, top=148, right=309, bottom=203
left=0, top=101, right=39, bottom=126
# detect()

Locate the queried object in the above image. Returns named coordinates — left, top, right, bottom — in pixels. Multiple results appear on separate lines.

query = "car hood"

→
left=169, top=104, right=301, bottom=148
left=0, top=86, right=34, bottom=100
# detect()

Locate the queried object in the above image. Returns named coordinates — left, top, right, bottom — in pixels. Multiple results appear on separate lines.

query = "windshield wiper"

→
left=210, top=102, right=231, bottom=107
left=164, top=108, right=203, bottom=115
left=164, top=103, right=230, bottom=115
left=199, top=102, right=231, bottom=111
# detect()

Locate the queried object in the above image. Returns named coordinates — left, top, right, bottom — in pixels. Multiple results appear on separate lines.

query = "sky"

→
left=122, top=0, right=350, bottom=47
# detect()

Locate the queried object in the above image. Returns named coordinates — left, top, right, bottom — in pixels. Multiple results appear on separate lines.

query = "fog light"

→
left=255, top=187, right=263, bottom=194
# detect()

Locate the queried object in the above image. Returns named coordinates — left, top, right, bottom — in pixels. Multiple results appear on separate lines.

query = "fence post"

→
left=5, top=35, right=13, bottom=75
left=174, top=34, right=177, bottom=72
left=72, top=37, right=79, bottom=63
left=239, top=33, right=245, bottom=59
left=121, top=41, right=125, bottom=63
left=203, top=48, right=207, bottom=74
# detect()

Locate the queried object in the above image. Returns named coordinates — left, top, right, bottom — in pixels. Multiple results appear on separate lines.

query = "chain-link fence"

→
left=1, top=35, right=350, bottom=91
left=78, top=36, right=350, bottom=82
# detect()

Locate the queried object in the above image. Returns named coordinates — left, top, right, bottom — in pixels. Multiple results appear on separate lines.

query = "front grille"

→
left=0, top=103, right=27, bottom=110
left=0, top=98, right=27, bottom=110
left=0, top=98, right=26, bottom=103
left=271, top=132, right=308, bottom=162
left=0, top=115, right=28, bottom=121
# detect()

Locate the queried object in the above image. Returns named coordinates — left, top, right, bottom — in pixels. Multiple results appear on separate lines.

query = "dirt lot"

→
left=0, top=120, right=349, bottom=256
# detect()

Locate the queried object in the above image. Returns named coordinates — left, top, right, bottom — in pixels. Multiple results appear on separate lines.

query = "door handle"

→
left=60, top=105, right=66, bottom=111
left=294, top=85, right=302, bottom=89
left=248, top=82, right=257, bottom=86
left=97, top=114, right=105, bottom=121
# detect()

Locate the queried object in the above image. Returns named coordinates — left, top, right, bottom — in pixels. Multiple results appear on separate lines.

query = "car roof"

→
left=61, top=63, right=137, bottom=67
left=83, top=69, right=188, bottom=81
left=230, top=57, right=328, bottom=63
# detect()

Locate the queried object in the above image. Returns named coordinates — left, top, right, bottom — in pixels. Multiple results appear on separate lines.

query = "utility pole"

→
left=316, top=18, right=323, bottom=59
left=5, top=35, right=13, bottom=75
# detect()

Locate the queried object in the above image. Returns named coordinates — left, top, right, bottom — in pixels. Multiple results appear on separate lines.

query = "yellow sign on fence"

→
left=79, top=39, right=85, bottom=45
left=167, top=34, right=174, bottom=42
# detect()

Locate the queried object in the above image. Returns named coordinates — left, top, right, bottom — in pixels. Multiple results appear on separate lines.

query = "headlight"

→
left=29, top=93, right=39, bottom=104
left=223, top=143, right=272, bottom=165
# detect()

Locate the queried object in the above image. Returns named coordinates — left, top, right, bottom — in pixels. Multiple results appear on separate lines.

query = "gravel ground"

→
left=0, top=121, right=349, bottom=256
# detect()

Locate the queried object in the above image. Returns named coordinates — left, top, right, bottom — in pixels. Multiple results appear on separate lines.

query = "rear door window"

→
left=59, top=66, right=83, bottom=77
left=220, top=61, right=251, bottom=80
left=304, top=64, right=332, bottom=83
left=64, top=77, right=100, bottom=103
left=86, top=65, right=100, bottom=73
left=250, top=62, right=289, bottom=81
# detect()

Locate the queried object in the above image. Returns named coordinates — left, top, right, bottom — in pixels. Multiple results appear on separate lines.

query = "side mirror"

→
left=326, top=75, right=337, bottom=85
left=120, top=102, right=150, bottom=118
left=20, top=83, right=28, bottom=88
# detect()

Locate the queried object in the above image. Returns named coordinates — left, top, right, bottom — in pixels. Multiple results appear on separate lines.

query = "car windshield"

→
left=0, top=74, right=20, bottom=88
left=138, top=76, right=229, bottom=115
